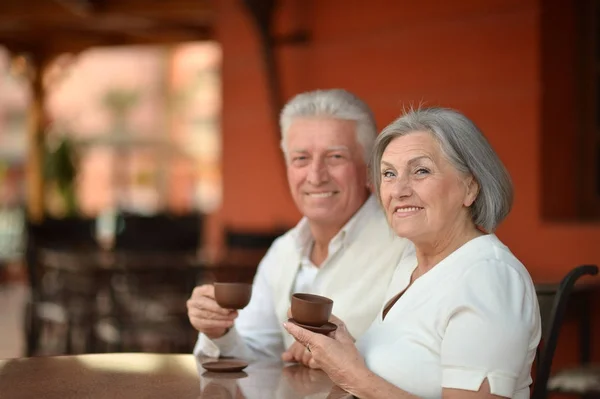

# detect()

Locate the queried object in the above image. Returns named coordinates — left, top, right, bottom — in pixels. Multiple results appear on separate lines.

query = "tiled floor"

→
left=0, top=283, right=28, bottom=359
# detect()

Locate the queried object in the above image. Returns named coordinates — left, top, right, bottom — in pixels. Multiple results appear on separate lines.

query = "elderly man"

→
left=187, top=89, right=410, bottom=367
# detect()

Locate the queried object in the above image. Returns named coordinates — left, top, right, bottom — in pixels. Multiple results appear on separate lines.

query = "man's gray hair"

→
left=370, top=107, right=513, bottom=232
left=279, top=89, right=377, bottom=162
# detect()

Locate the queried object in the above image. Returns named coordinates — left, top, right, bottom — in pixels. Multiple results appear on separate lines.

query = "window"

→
left=541, top=0, right=600, bottom=220
left=44, top=42, right=222, bottom=217
left=578, top=0, right=600, bottom=218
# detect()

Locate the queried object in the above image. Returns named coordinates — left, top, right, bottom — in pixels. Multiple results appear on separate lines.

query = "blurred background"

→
left=0, top=0, right=598, bottom=391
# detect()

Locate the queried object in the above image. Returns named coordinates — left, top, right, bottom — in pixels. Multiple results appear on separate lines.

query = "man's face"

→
left=285, top=117, right=369, bottom=227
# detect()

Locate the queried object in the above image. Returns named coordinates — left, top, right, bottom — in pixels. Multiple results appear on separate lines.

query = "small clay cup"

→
left=214, top=282, right=252, bottom=309
left=291, top=293, right=333, bottom=327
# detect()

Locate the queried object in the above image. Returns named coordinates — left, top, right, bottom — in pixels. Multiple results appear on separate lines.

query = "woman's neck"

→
left=414, top=222, right=484, bottom=274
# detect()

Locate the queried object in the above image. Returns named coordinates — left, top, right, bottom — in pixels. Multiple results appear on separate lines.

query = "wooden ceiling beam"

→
left=0, top=21, right=213, bottom=43
left=51, top=0, right=99, bottom=17
left=1, top=25, right=213, bottom=55
left=0, top=0, right=213, bottom=23
left=0, top=0, right=214, bottom=55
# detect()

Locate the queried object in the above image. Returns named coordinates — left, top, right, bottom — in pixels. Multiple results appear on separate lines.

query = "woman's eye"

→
left=415, top=168, right=430, bottom=175
left=382, top=171, right=395, bottom=178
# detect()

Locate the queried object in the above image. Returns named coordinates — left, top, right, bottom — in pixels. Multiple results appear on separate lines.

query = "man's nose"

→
left=307, top=159, right=329, bottom=185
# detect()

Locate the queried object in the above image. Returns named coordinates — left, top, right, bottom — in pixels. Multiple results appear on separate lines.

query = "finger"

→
left=190, top=284, right=215, bottom=299
left=281, top=350, right=294, bottom=362
left=287, top=307, right=292, bottom=318
left=187, top=306, right=236, bottom=321
left=308, top=358, right=319, bottom=369
left=283, top=342, right=306, bottom=363
left=300, top=346, right=312, bottom=366
left=187, top=297, right=235, bottom=316
left=332, top=323, right=355, bottom=345
left=189, top=308, right=237, bottom=322
left=283, top=322, right=317, bottom=348
left=196, top=320, right=233, bottom=330
left=190, top=317, right=234, bottom=329
left=187, top=296, right=232, bottom=314
left=281, top=346, right=298, bottom=363
left=328, top=314, right=344, bottom=326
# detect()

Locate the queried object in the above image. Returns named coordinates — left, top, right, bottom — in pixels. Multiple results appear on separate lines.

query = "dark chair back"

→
left=224, top=228, right=286, bottom=250
left=114, top=213, right=202, bottom=252
left=25, top=216, right=98, bottom=289
left=532, top=264, right=599, bottom=399
left=27, top=216, right=97, bottom=250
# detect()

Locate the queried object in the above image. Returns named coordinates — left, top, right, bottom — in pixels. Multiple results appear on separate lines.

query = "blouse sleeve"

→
left=439, top=260, right=540, bottom=397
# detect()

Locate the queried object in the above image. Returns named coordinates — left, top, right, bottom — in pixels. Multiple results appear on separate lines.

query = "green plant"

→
left=102, top=88, right=140, bottom=126
left=44, top=136, right=78, bottom=216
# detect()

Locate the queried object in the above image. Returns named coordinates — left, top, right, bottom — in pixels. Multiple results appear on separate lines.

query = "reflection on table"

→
left=0, top=353, right=353, bottom=399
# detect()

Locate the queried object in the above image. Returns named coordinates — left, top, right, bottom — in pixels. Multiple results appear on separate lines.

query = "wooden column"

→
left=25, top=52, right=49, bottom=223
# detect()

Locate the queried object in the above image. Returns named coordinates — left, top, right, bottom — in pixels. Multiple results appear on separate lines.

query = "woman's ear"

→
left=463, top=176, right=479, bottom=207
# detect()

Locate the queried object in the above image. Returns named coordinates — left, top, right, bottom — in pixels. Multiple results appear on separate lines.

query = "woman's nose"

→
left=390, top=175, right=412, bottom=198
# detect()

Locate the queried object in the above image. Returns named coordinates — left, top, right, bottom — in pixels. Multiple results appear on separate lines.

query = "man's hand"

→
left=187, top=285, right=238, bottom=339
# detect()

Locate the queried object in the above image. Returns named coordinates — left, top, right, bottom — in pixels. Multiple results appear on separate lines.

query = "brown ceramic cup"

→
left=291, top=293, right=333, bottom=327
left=214, top=282, right=252, bottom=309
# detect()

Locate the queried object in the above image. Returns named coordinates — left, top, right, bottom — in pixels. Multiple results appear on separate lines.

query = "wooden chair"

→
left=99, top=213, right=203, bottom=353
left=532, top=264, right=599, bottom=399
left=24, top=217, right=99, bottom=356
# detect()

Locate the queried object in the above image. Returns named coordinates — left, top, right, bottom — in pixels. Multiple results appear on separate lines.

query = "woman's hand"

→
left=281, top=341, right=317, bottom=368
left=283, top=310, right=355, bottom=368
left=283, top=318, right=368, bottom=390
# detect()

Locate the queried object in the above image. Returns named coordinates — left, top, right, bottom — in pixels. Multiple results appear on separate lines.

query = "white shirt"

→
left=356, top=235, right=541, bottom=399
left=194, top=195, right=410, bottom=360
left=290, top=249, right=319, bottom=298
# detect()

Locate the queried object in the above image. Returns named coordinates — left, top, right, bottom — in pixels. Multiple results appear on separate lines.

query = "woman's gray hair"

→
left=370, top=107, right=513, bottom=232
left=279, top=89, right=377, bottom=163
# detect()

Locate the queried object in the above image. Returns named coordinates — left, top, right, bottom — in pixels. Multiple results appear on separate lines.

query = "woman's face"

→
left=379, top=131, right=478, bottom=244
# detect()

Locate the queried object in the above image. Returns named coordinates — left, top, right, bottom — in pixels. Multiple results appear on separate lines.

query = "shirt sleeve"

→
left=439, top=260, right=540, bottom=397
left=193, top=241, right=286, bottom=361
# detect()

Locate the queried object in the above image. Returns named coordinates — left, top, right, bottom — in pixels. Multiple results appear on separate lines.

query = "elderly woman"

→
left=284, top=107, right=541, bottom=399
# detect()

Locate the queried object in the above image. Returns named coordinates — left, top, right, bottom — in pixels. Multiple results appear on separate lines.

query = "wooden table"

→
left=0, top=353, right=353, bottom=399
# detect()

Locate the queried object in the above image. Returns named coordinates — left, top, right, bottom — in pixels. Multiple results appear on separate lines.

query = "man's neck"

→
left=308, top=222, right=343, bottom=267
left=305, top=194, right=370, bottom=267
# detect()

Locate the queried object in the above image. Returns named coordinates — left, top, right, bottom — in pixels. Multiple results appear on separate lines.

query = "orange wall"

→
left=214, top=0, right=600, bottom=365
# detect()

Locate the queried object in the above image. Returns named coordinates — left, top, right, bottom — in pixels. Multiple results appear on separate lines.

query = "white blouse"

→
left=356, top=235, right=541, bottom=399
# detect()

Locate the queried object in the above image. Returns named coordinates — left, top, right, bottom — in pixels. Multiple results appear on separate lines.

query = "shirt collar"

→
left=291, top=194, right=381, bottom=253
